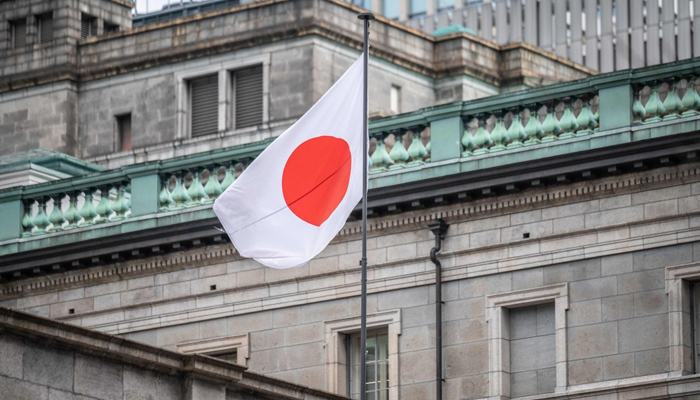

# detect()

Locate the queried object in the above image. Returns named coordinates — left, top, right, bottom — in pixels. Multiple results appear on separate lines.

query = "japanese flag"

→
left=213, top=54, right=365, bottom=269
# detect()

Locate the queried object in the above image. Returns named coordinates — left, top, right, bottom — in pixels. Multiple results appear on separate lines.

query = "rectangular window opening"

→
left=509, top=303, right=556, bottom=397
left=211, top=350, right=237, bottom=363
left=37, top=13, right=53, bottom=43
left=103, top=21, right=119, bottom=35
left=348, top=331, right=389, bottom=400
left=10, top=19, right=27, bottom=48
left=390, top=85, right=401, bottom=114
left=190, top=74, right=219, bottom=137
left=81, top=14, right=97, bottom=39
left=117, top=114, right=132, bottom=151
left=233, top=65, right=263, bottom=129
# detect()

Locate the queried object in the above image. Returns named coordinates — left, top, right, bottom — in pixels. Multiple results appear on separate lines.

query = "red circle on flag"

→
left=282, top=136, right=352, bottom=227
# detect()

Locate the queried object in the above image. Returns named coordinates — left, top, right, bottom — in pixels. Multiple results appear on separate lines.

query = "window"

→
left=352, top=0, right=372, bottom=10
left=348, top=331, right=389, bottom=400
left=486, top=284, right=568, bottom=398
left=509, top=304, right=556, bottom=397
left=81, top=14, right=97, bottom=39
left=37, top=13, right=53, bottom=43
left=103, top=22, right=119, bottom=35
left=189, top=74, right=219, bottom=137
left=410, top=0, right=427, bottom=17
left=176, top=333, right=249, bottom=366
left=383, top=0, right=400, bottom=19
left=116, top=114, right=132, bottom=151
left=10, top=19, right=27, bottom=48
left=233, top=65, right=263, bottom=129
left=666, top=262, right=700, bottom=375
left=324, top=310, right=401, bottom=400
left=390, top=85, right=401, bottom=114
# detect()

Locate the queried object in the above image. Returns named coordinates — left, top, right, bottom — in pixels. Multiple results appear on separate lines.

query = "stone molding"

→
left=666, top=261, right=700, bottom=376
left=176, top=333, right=249, bottom=366
left=323, top=310, right=401, bottom=400
left=485, top=284, right=569, bottom=398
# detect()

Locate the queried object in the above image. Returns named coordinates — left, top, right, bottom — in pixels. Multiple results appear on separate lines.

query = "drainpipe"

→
left=428, top=219, right=449, bottom=400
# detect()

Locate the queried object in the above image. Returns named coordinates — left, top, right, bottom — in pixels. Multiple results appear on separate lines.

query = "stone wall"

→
left=0, top=83, right=79, bottom=156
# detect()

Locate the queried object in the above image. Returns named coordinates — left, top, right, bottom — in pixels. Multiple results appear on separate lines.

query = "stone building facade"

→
left=2, top=0, right=700, bottom=400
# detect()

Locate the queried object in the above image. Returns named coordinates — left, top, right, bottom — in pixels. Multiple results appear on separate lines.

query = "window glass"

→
left=117, top=114, right=132, bottom=151
left=411, top=0, right=426, bottom=16
left=390, top=85, right=401, bottom=114
left=383, top=0, right=400, bottom=19
left=352, top=0, right=372, bottom=10
left=349, top=332, right=389, bottom=400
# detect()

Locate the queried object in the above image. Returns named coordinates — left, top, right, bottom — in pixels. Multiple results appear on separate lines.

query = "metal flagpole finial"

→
left=357, top=12, right=375, bottom=20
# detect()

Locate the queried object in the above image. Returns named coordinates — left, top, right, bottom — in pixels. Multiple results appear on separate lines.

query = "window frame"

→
left=80, top=13, right=97, bottom=40
left=36, top=12, right=54, bottom=44
left=485, top=283, right=569, bottom=398
left=323, top=310, right=401, bottom=400
left=9, top=18, right=27, bottom=48
left=666, top=262, right=700, bottom=376
left=175, top=54, right=269, bottom=140
left=176, top=333, right=249, bottom=366
left=115, top=113, right=132, bottom=152
left=347, top=329, right=390, bottom=399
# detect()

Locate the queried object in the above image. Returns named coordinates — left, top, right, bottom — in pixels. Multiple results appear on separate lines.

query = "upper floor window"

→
left=390, top=85, right=401, bottom=114
left=116, top=114, right=132, bottom=151
left=37, top=13, right=53, bottom=43
left=233, top=65, right=263, bottom=129
left=81, top=14, right=97, bottom=39
left=103, top=22, right=119, bottom=35
left=352, top=0, right=372, bottom=10
left=189, top=74, right=219, bottom=137
left=9, top=18, right=27, bottom=48
left=348, top=331, right=389, bottom=400
left=383, top=0, right=400, bottom=19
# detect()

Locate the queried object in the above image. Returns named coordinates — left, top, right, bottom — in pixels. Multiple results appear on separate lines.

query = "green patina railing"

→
left=1, top=57, right=700, bottom=254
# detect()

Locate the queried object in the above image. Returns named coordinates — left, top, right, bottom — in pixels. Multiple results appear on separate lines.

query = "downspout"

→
left=428, top=219, right=449, bottom=400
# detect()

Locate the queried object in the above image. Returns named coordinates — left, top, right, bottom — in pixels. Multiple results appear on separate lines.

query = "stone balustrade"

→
left=158, top=161, right=248, bottom=211
left=461, top=94, right=599, bottom=157
left=633, top=77, right=700, bottom=124
left=20, top=182, right=131, bottom=236
left=369, top=125, right=431, bottom=173
left=1, top=57, right=699, bottom=256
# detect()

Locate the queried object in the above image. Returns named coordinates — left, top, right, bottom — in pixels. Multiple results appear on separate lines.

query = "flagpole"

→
left=358, top=11, right=374, bottom=400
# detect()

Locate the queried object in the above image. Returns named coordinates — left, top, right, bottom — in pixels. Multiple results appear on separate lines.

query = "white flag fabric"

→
left=213, top=54, right=365, bottom=269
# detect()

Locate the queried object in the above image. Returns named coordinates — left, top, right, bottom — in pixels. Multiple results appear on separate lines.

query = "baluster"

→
left=63, top=191, right=80, bottom=230
left=186, top=168, right=207, bottom=207
left=125, top=184, right=131, bottom=214
left=406, top=125, right=428, bottom=166
left=388, top=129, right=409, bottom=170
left=523, top=103, right=544, bottom=145
left=644, top=80, right=665, bottom=123
left=489, top=110, right=509, bottom=152
left=79, top=188, right=98, bottom=226
left=576, top=94, right=597, bottom=136
left=472, top=113, right=492, bottom=155
left=632, top=85, right=646, bottom=124
left=540, top=100, right=562, bottom=142
left=461, top=117, right=476, bottom=156
left=48, top=193, right=67, bottom=232
left=681, top=75, right=700, bottom=117
left=21, top=199, right=35, bottom=237
left=170, top=171, right=191, bottom=209
left=95, top=185, right=114, bottom=223
left=220, top=162, right=235, bottom=191
left=370, top=133, right=391, bottom=173
left=662, top=78, right=683, bottom=120
left=557, top=97, right=579, bottom=139
left=158, top=174, right=175, bottom=211
left=111, top=183, right=129, bottom=221
left=204, top=164, right=223, bottom=203
left=506, top=107, right=526, bottom=149
left=32, top=196, right=51, bottom=235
